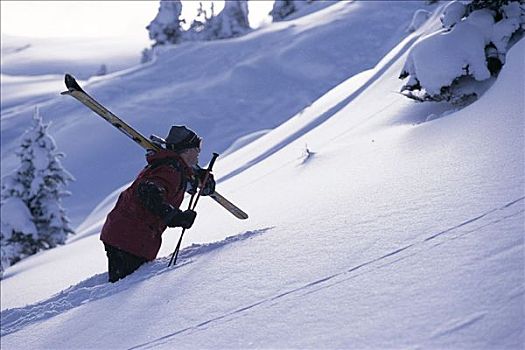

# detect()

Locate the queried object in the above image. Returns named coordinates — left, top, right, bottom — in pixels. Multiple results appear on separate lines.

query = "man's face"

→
left=180, top=147, right=200, bottom=167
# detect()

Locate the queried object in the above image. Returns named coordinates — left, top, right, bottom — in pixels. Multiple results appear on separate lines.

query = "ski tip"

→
left=64, top=73, right=84, bottom=92
left=237, top=212, right=249, bottom=220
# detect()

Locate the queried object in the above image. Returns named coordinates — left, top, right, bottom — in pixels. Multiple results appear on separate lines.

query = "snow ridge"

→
left=0, top=228, right=271, bottom=336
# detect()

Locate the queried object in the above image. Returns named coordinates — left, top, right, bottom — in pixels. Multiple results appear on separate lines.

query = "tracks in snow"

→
left=129, top=197, right=525, bottom=349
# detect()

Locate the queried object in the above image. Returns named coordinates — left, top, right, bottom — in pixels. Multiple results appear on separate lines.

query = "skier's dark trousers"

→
left=100, top=126, right=215, bottom=283
left=104, top=244, right=148, bottom=283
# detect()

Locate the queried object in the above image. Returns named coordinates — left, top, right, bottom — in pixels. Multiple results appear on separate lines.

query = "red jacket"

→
left=100, top=150, right=193, bottom=260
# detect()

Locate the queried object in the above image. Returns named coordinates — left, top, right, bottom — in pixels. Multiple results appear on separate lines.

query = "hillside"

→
left=1, top=1, right=524, bottom=349
left=1, top=1, right=432, bottom=225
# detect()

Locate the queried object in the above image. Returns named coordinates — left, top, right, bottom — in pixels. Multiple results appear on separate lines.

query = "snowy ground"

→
left=1, top=1, right=524, bottom=349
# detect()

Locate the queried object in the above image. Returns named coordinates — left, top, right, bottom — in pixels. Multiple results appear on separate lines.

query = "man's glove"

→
left=187, top=169, right=215, bottom=196
left=165, top=209, right=197, bottom=229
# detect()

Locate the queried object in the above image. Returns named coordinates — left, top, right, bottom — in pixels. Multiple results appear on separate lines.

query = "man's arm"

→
left=136, top=181, right=196, bottom=229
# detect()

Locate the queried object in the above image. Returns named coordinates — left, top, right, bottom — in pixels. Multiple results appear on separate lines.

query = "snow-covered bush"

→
left=147, top=0, right=185, bottom=47
left=270, top=0, right=314, bottom=22
left=400, top=0, right=524, bottom=104
left=95, top=64, right=107, bottom=76
left=141, top=48, right=153, bottom=64
left=1, top=108, right=74, bottom=278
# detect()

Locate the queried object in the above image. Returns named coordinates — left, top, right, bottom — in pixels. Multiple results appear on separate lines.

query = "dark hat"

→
left=164, top=125, right=202, bottom=152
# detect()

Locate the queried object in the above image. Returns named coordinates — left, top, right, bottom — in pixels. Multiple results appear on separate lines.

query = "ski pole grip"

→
left=191, top=152, right=220, bottom=211
left=207, top=152, right=219, bottom=171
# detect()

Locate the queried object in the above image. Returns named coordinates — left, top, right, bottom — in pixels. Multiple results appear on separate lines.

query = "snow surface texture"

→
left=1, top=1, right=524, bottom=349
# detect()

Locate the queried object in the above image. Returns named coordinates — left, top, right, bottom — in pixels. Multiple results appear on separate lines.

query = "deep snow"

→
left=1, top=1, right=524, bottom=349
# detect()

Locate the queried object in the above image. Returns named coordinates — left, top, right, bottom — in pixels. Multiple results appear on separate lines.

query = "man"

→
left=100, top=126, right=215, bottom=282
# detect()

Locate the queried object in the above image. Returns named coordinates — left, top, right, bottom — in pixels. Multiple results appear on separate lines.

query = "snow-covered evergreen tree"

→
left=198, top=0, right=251, bottom=40
left=147, top=0, right=185, bottom=47
left=399, top=0, right=524, bottom=104
left=270, top=0, right=313, bottom=22
left=0, top=197, right=38, bottom=278
left=0, top=108, right=74, bottom=278
left=143, top=0, right=253, bottom=59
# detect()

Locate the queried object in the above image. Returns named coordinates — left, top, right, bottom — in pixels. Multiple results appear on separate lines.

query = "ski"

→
left=61, top=74, right=248, bottom=220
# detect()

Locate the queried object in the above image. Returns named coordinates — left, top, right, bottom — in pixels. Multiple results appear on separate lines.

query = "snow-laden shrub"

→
left=270, top=0, right=314, bottom=22
left=400, top=0, right=524, bottom=104
left=141, top=48, right=153, bottom=64
left=95, top=64, right=107, bottom=76
left=0, top=108, right=74, bottom=278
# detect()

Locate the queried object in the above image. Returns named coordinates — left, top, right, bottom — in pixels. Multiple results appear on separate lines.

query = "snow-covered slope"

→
left=1, top=35, right=146, bottom=113
left=1, top=1, right=432, bottom=226
left=1, top=2, right=524, bottom=349
left=2, top=32, right=523, bottom=350
left=0, top=34, right=144, bottom=79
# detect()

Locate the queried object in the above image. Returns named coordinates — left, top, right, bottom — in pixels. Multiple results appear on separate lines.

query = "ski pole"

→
left=168, top=153, right=219, bottom=267
left=166, top=193, right=195, bottom=267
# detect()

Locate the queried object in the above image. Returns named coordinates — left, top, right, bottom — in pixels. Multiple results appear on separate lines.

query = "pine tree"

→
left=0, top=108, right=74, bottom=277
left=0, top=196, right=37, bottom=277
left=201, top=0, right=251, bottom=40
left=147, top=0, right=185, bottom=47
left=145, top=0, right=253, bottom=51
